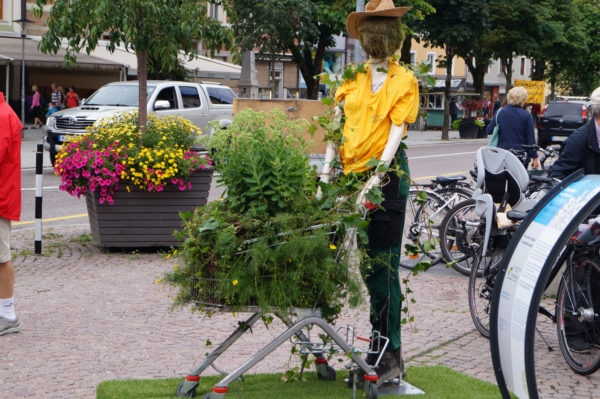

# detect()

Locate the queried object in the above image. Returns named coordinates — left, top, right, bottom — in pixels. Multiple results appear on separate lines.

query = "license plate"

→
left=552, top=136, right=567, bottom=142
left=58, top=135, right=67, bottom=143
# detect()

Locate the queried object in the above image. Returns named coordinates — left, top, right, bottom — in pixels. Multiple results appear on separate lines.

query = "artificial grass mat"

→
left=96, top=365, right=503, bottom=398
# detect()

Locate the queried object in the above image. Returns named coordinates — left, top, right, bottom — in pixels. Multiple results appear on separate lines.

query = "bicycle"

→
left=470, top=236, right=600, bottom=375
left=439, top=147, right=555, bottom=276
left=399, top=175, right=473, bottom=270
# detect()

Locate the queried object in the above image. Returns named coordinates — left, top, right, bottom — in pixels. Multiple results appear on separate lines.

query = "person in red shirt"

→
left=0, top=91, right=22, bottom=335
left=65, top=86, right=80, bottom=108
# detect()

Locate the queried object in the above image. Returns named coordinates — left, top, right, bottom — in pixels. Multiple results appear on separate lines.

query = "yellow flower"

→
left=329, top=244, right=337, bottom=250
left=232, top=280, right=238, bottom=286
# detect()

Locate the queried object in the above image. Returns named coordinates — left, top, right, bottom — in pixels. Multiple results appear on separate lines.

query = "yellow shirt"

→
left=335, top=59, right=419, bottom=174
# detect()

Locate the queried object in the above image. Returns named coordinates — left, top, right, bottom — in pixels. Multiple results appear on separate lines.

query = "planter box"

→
left=86, top=168, right=213, bottom=248
left=458, top=124, right=479, bottom=139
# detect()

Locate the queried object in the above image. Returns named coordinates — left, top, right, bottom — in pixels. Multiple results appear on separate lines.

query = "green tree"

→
left=556, top=0, right=600, bottom=95
left=398, top=0, right=435, bottom=65
left=529, top=0, right=587, bottom=98
left=224, top=0, right=355, bottom=99
left=419, top=0, right=489, bottom=139
left=32, top=0, right=231, bottom=133
left=485, top=0, right=549, bottom=93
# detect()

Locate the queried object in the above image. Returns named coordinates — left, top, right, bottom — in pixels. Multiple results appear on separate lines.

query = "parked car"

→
left=537, top=100, right=589, bottom=147
left=44, top=80, right=237, bottom=165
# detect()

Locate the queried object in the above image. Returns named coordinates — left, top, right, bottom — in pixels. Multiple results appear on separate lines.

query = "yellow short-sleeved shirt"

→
left=335, top=59, right=419, bottom=174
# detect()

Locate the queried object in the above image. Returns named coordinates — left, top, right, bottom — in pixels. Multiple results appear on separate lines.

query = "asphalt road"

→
left=18, top=140, right=484, bottom=230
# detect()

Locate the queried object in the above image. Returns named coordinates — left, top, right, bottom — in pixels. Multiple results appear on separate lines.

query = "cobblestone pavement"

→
left=1, top=225, right=599, bottom=398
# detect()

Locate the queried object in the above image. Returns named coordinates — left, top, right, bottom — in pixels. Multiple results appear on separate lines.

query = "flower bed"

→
left=55, top=112, right=210, bottom=204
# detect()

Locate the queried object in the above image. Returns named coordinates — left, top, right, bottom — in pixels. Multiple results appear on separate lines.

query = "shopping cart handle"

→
left=357, top=336, right=372, bottom=342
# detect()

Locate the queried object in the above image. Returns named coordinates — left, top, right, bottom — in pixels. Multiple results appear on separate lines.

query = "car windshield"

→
left=545, top=103, right=583, bottom=119
left=84, top=85, right=156, bottom=106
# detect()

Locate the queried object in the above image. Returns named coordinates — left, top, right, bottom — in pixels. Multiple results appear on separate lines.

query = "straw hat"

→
left=346, top=0, right=411, bottom=39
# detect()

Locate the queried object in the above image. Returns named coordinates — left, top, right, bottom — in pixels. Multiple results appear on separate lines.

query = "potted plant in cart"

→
left=54, top=111, right=213, bottom=248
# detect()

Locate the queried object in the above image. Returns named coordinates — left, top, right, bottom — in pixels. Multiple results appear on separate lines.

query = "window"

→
left=520, top=57, right=526, bottom=76
left=424, top=93, right=443, bottom=109
left=206, top=87, right=237, bottom=105
left=155, top=87, right=178, bottom=109
left=425, top=52, right=436, bottom=74
left=179, top=86, right=201, bottom=108
left=410, top=51, right=417, bottom=67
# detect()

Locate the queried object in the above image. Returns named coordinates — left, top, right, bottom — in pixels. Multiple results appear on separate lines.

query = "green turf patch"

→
left=96, top=366, right=503, bottom=398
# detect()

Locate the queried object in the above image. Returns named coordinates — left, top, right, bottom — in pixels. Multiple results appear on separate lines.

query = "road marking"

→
left=409, top=151, right=476, bottom=160
left=12, top=213, right=88, bottom=226
left=21, top=186, right=59, bottom=191
left=414, top=171, right=468, bottom=181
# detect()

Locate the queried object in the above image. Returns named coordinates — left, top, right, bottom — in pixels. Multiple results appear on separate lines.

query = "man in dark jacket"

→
left=0, top=91, right=22, bottom=335
left=549, top=87, right=600, bottom=180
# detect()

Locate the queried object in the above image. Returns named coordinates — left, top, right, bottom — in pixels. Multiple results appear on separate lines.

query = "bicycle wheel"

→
left=556, top=255, right=600, bottom=375
left=468, top=248, right=504, bottom=338
left=439, top=199, right=482, bottom=276
left=399, top=189, right=445, bottom=270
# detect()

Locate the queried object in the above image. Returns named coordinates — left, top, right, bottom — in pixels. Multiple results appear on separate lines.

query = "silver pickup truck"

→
left=44, top=80, right=236, bottom=165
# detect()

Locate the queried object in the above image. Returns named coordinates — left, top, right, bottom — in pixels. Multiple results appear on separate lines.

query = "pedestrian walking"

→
left=30, top=85, right=44, bottom=129
left=486, top=86, right=539, bottom=169
left=449, top=97, right=459, bottom=124
left=50, top=83, right=64, bottom=110
left=65, top=86, right=80, bottom=108
left=0, top=90, right=22, bottom=336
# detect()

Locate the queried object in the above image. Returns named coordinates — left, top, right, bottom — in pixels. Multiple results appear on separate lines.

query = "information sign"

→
left=490, top=173, right=600, bottom=398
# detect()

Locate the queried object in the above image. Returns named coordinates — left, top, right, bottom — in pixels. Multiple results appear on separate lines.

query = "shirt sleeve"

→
left=390, top=76, right=420, bottom=126
left=335, top=82, right=348, bottom=103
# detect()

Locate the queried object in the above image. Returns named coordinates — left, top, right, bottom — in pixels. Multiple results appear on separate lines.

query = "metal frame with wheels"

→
left=176, top=308, right=383, bottom=398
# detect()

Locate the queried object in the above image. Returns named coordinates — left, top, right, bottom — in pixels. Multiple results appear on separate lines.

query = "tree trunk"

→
left=441, top=51, right=453, bottom=141
left=137, top=50, right=148, bottom=136
left=465, top=56, right=487, bottom=99
left=503, top=56, right=514, bottom=94
left=400, top=34, right=412, bottom=65
left=532, top=58, right=545, bottom=81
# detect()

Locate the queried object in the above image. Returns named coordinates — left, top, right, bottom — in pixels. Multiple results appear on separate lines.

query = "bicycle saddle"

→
left=506, top=210, right=529, bottom=221
left=434, top=175, right=467, bottom=185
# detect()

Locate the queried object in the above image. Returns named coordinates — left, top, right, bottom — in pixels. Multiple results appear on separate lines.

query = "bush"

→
left=164, top=109, right=363, bottom=322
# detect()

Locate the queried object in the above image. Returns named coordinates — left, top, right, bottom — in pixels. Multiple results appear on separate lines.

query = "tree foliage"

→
left=419, top=0, right=490, bottom=138
left=32, top=0, right=231, bottom=133
left=223, top=0, right=353, bottom=99
left=555, top=0, right=600, bottom=95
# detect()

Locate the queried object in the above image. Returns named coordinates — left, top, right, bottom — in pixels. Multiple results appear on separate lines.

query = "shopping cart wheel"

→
left=367, top=382, right=378, bottom=399
left=176, top=381, right=197, bottom=397
left=316, top=364, right=336, bottom=381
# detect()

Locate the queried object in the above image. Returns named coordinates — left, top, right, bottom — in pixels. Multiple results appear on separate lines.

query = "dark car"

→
left=537, top=101, right=589, bottom=147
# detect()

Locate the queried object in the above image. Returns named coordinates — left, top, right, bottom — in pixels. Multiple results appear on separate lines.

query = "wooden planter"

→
left=86, top=168, right=213, bottom=248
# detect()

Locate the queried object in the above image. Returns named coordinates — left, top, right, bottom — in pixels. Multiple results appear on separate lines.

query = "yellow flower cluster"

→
left=122, top=144, right=189, bottom=190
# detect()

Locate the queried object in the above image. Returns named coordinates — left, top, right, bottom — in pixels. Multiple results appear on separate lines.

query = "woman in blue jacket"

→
left=486, top=86, right=539, bottom=169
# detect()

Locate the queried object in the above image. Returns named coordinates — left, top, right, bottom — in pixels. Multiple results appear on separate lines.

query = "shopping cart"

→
left=174, top=213, right=426, bottom=398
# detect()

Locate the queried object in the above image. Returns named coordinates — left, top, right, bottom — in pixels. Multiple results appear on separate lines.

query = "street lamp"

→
left=13, top=0, right=32, bottom=130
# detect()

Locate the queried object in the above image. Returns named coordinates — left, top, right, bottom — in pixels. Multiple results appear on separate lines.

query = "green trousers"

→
left=359, top=151, right=409, bottom=351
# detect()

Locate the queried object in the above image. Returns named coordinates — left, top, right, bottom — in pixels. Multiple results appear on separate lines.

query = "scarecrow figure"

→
left=319, top=0, right=419, bottom=385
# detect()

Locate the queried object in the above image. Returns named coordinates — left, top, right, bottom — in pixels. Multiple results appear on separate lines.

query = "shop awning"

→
left=0, top=36, right=124, bottom=71
left=434, top=79, right=466, bottom=90
left=77, top=40, right=240, bottom=80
